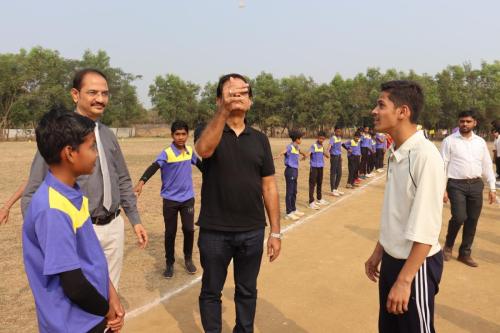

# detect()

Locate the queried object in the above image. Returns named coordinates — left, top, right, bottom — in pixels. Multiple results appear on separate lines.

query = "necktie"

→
left=94, top=123, right=112, bottom=211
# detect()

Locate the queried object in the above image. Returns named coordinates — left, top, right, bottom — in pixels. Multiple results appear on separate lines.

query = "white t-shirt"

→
left=379, top=131, right=446, bottom=259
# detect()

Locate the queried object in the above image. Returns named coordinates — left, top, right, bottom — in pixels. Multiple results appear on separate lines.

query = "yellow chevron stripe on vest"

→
left=313, top=144, right=324, bottom=153
left=332, top=136, right=342, bottom=143
left=290, top=145, right=299, bottom=154
left=48, top=187, right=90, bottom=233
left=350, top=140, right=359, bottom=146
left=165, top=146, right=193, bottom=163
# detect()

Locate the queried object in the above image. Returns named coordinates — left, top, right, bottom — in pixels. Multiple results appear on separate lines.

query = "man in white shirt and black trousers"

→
left=365, top=80, right=446, bottom=333
left=441, top=110, right=497, bottom=267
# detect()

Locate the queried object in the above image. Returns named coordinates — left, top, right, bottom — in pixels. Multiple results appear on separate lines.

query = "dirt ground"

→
left=0, top=137, right=499, bottom=332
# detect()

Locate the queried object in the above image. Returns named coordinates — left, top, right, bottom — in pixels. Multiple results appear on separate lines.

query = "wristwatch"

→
left=270, top=232, right=282, bottom=239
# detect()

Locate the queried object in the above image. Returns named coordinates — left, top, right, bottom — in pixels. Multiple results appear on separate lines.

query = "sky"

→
left=1, top=0, right=499, bottom=107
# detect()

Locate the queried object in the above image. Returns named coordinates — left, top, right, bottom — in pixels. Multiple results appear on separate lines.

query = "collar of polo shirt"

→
left=223, top=124, right=252, bottom=135
left=389, top=130, right=425, bottom=163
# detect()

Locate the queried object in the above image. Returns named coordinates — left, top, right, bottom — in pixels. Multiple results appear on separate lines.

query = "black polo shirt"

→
left=197, top=124, right=275, bottom=232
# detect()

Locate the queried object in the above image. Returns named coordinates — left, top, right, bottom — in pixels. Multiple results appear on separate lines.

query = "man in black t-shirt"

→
left=195, top=73, right=281, bottom=333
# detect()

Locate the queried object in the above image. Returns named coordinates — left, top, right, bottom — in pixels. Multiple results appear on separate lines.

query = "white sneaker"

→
left=331, top=190, right=340, bottom=197
left=336, top=189, right=345, bottom=195
left=376, top=168, right=384, bottom=173
left=293, top=210, right=305, bottom=216
left=309, top=202, right=320, bottom=210
left=317, top=199, right=329, bottom=205
left=285, top=212, right=300, bottom=221
left=366, top=173, right=374, bottom=178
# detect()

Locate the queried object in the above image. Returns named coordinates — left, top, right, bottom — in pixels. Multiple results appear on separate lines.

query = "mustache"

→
left=91, top=102, right=106, bottom=107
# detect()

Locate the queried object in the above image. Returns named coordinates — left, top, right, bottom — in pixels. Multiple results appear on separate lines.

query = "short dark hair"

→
left=216, top=73, right=253, bottom=98
left=458, top=110, right=477, bottom=120
left=380, top=80, right=424, bottom=124
left=354, top=131, right=361, bottom=137
left=289, top=129, right=303, bottom=142
left=36, top=106, right=95, bottom=165
left=318, top=130, right=327, bottom=137
left=72, top=68, right=108, bottom=91
left=171, top=120, right=189, bottom=133
left=334, top=126, right=342, bottom=131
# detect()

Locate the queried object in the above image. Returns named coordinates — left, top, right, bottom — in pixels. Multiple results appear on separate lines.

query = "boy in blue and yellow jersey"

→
left=135, top=120, right=202, bottom=279
left=275, top=130, right=307, bottom=220
left=343, top=131, right=362, bottom=189
left=308, top=130, right=330, bottom=209
left=360, top=126, right=373, bottom=179
left=375, top=132, right=387, bottom=172
left=328, top=127, right=345, bottom=197
left=22, top=107, right=123, bottom=333
left=368, top=130, right=377, bottom=175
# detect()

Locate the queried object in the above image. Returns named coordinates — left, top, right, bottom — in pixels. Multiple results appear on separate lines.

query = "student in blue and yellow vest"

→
left=23, top=107, right=124, bottom=333
left=368, top=129, right=377, bottom=175
left=274, top=130, right=308, bottom=221
left=375, top=132, right=387, bottom=172
left=343, top=131, right=362, bottom=189
left=328, top=127, right=345, bottom=197
left=308, top=130, right=330, bottom=209
left=134, top=120, right=202, bottom=279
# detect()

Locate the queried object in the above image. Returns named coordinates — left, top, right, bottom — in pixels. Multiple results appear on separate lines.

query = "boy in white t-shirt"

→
left=365, top=81, right=446, bottom=333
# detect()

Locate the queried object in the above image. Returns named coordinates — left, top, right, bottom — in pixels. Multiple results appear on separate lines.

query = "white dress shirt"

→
left=494, top=136, right=500, bottom=157
left=380, top=131, right=446, bottom=259
left=441, top=131, right=496, bottom=190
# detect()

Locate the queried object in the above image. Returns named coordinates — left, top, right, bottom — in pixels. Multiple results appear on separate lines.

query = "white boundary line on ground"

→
left=125, top=174, right=386, bottom=320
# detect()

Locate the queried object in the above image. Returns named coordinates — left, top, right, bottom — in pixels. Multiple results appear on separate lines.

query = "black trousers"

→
left=87, top=319, right=106, bottom=333
left=360, top=147, right=369, bottom=175
left=285, top=167, right=298, bottom=214
left=379, top=251, right=443, bottom=333
left=330, top=155, right=342, bottom=191
left=198, top=228, right=264, bottom=333
left=309, top=167, right=323, bottom=203
left=376, top=148, right=385, bottom=169
left=163, top=197, right=195, bottom=265
left=368, top=152, right=376, bottom=173
left=347, top=155, right=360, bottom=185
left=496, top=156, right=500, bottom=178
left=444, top=178, right=484, bottom=257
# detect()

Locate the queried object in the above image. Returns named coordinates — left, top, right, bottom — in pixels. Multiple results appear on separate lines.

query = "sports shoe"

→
left=331, top=190, right=340, bottom=197
left=354, top=178, right=361, bottom=184
left=360, top=175, right=367, bottom=179
left=317, top=199, right=329, bottom=205
left=377, top=168, right=384, bottom=173
left=185, top=258, right=197, bottom=274
left=293, top=210, right=305, bottom=216
left=345, top=184, right=353, bottom=189
left=336, top=189, right=345, bottom=195
left=285, top=212, right=300, bottom=221
left=163, top=264, right=174, bottom=279
left=309, top=202, right=320, bottom=210
left=366, top=173, right=374, bottom=178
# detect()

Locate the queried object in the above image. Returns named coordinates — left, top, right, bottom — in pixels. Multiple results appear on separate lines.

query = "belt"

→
left=448, top=178, right=481, bottom=184
left=92, top=209, right=121, bottom=226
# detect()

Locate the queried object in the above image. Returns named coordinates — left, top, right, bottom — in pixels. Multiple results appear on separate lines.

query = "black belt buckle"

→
left=92, top=209, right=121, bottom=226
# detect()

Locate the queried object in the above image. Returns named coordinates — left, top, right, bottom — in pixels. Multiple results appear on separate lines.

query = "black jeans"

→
left=444, top=179, right=484, bottom=257
left=309, top=167, right=323, bottom=203
left=87, top=319, right=107, bottom=333
left=198, top=228, right=265, bottom=333
left=376, top=148, right=385, bottom=169
left=329, top=155, right=342, bottom=191
left=347, top=155, right=360, bottom=185
left=360, top=147, right=369, bottom=175
left=163, top=198, right=195, bottom=265
left=285, top=167, right=298, bottom=214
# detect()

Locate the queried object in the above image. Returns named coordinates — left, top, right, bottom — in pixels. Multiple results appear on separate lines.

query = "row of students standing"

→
left=277, top=127, right=387, bottom=221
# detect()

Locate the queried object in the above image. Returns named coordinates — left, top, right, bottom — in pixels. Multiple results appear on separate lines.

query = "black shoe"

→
left=163, top=264, right=174, bottom=278
left=185, top=258, right=197, bottom=274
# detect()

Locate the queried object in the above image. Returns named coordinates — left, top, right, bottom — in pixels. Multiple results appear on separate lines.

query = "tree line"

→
left=1, top=47, right=499, bottom=138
